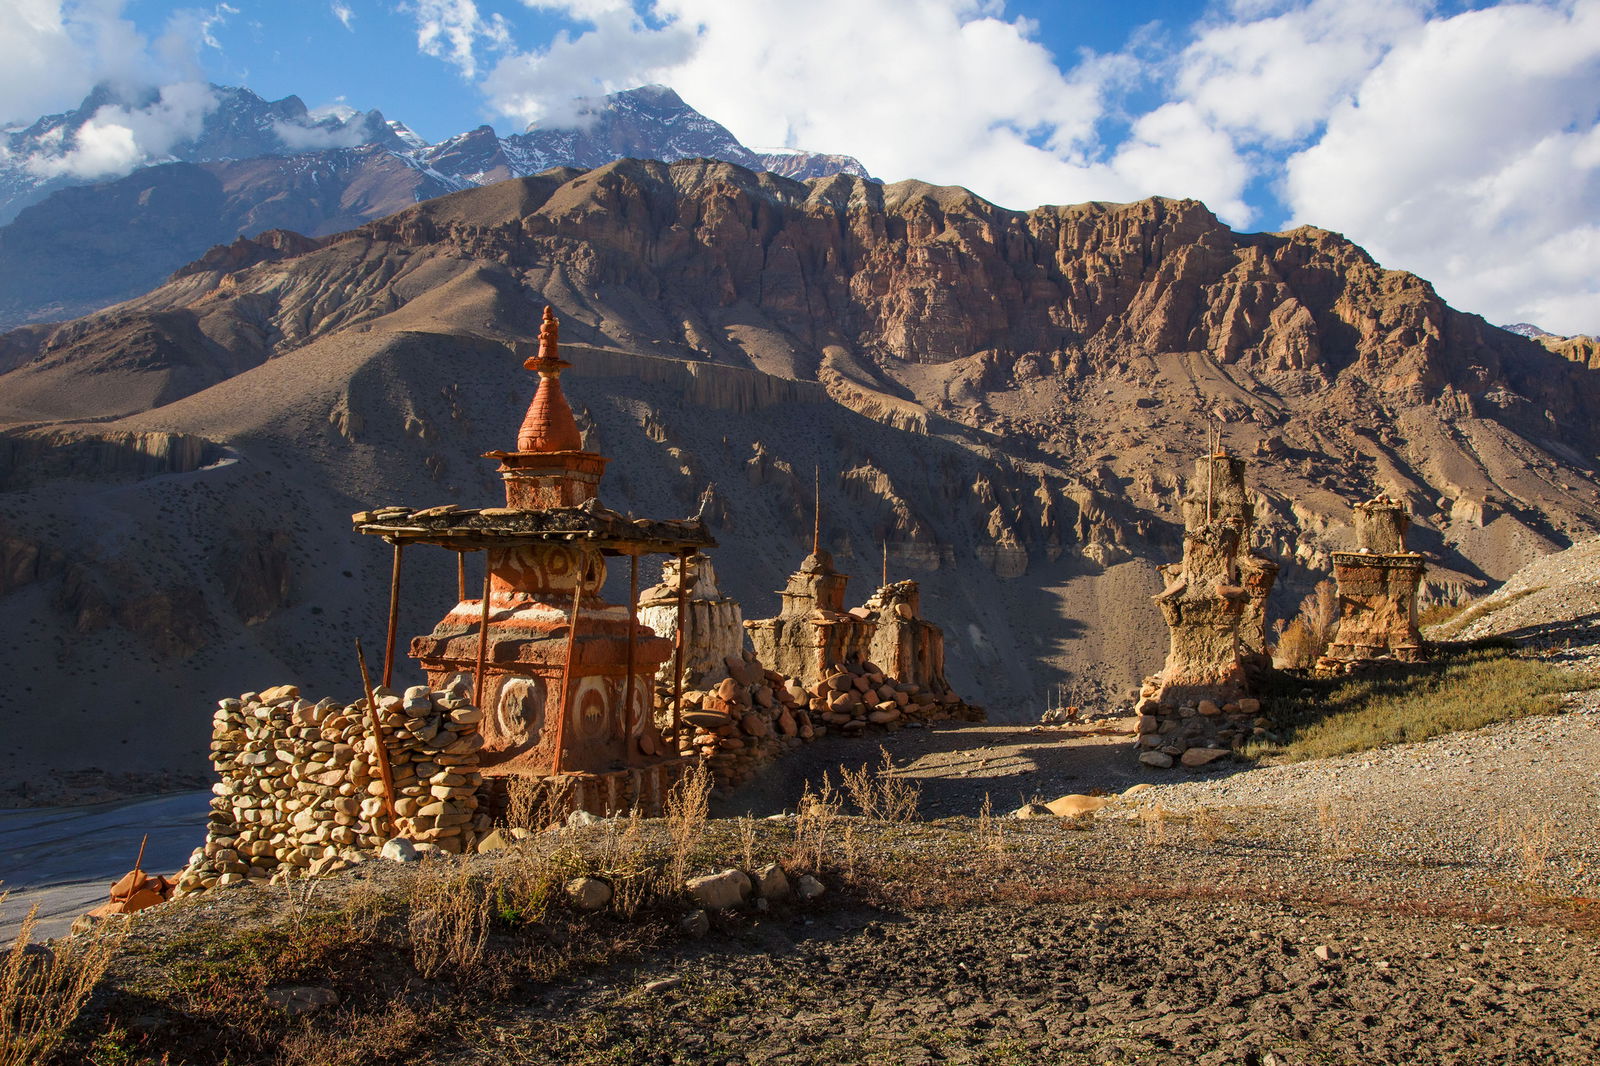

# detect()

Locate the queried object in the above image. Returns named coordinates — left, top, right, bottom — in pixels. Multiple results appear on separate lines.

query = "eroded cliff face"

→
left=1, top=160, right=1598, bottom=789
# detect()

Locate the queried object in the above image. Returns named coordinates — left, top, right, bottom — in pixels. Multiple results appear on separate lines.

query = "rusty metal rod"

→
left=671, top=548, right=689, bottom=745
left=382, top=541, right=405, bottom=688
left=355, top=638, right=399, bottom=832
left=550, top=558, right=587, bottom=776
left=623, top=552, right=639, bottom=750
left=473, top=561, right=493, bottom=710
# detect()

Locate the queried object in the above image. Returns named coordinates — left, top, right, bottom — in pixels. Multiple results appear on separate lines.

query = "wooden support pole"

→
left=473, top=562, right=493, bottom=710
left=355, top=638, right=399, bottom=832
left=456, top=551, right=467, bottom=601
left=550, top=560, right=587, bottom=776
left=622, top=552, right=639, bottom=748
left=671, top=548, right=689, bottom=744
left=382, top=541, right=405, bottom=688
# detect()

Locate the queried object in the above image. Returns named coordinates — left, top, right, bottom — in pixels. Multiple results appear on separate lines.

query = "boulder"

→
left=566, top=876, right=613, bottom=911
left=686, top=869, right=751, bottom=909
left=1180, top=747, right=1230, bottom=767
left=1044, top=794, right=1109, bottom=817
left=752, top=863, right=791, bottom=900
left=1138, top=751, right=1175, bottom=769
left=794, top=874, right=826, bottom=901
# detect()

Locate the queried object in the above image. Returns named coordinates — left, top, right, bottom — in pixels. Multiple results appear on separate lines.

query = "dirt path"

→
left=713, top=720, right=1160, bottom=819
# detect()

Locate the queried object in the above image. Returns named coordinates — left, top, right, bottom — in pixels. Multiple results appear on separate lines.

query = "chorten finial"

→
left=516, top=305, right=582, bottom=452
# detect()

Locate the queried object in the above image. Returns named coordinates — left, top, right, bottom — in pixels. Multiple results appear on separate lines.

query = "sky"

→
left=2, top=0, right=1598, bottom=335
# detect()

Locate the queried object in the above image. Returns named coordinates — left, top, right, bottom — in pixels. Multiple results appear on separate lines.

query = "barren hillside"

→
left=1, top=159, right=1597, bottom=795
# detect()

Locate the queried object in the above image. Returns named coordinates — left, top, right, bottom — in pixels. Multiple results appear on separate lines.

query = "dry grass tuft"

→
left=839, top=747, right=922, bottom=822
left=1316, top=794, right=1369, bottom=860
left=665, top=760, right=712, bottom=889
left=409, top=857, right=491, bottom=980
left=0, top=899, right=123, bottom=1066
left=792, top=773, right=845, bottom=872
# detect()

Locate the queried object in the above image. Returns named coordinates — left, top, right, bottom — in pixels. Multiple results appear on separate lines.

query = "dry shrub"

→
left=665, top=760, right=712, bottom=889
left=1495, top=813, right=1558, bottom=890
left=409, top=858, right=490, bottom=980
left=273, top=998, right=426, bottom=1066
left=1316, top=794, right=1368, bottom=859
left=838, top=747, right=922, bottom=822
left=1140, top=804, right=1172, bottom=847
left=590, top=809, right=652, bottom=919
left=1273, top=579, right=1340, bottom=669
left=793, top=773, right=844, bottom=871
left=1190, top=806, right=1229, bottom=845
left=0, top=900, right=123, bottom=1066
left=504, top=775, right=569, bottom=832
left=737, top=816, right=758, bottom=873
left=976, top=794, right=1010, bottom=877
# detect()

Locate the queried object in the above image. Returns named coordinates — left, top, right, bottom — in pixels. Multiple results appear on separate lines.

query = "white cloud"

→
left=0, top=0, right=148, bottom=125
left=482, top=0, right=1157, bottom=209
left=272, top=116, right=367, bottom=150
left=1283, top=0, right=1600, bottom=334
left=413, top=0, right=512, bottom=79
left=23, top=80, right=218, bottom=178
left=331, top=2, right=355, bottom=31
left=484, top=4, right=695, bottom=127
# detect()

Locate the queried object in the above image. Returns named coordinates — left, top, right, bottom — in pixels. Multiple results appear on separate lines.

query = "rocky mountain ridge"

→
left=0, top=84, right=871, bottom=330
left=0, top=158, right=1596, bottom=793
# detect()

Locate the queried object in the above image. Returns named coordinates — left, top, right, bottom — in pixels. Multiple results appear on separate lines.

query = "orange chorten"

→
left=354, top=306, right=715, bottom=815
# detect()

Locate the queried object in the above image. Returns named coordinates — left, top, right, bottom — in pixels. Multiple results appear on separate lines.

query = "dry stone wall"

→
left=175, top=680, right=487, bottom=894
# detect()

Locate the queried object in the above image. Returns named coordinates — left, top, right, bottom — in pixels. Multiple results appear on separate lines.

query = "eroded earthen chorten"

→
left=638, top=551, right=745, bottom=690
left=861, top=579, right=951, bottom=696
left=1319, top=495, right=1426, bottom=670
left=1135, top=451, right=1278, bottom=769
left=355, top=307, right=715, bottom=813
left=1146, top=453, right=1277, bottom=706
left=745, top=548, right=875, bottom=690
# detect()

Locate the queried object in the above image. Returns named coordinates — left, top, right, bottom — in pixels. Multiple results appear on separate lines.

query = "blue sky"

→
left=3, top=1, right=1598, bottom=334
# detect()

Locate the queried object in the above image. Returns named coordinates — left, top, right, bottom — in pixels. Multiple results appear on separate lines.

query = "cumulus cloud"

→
left=481, top=0, right=1154, bottom=209
left=413, top=0, right=512, bottom=79
left=1282, top=0, right=1600, bottom=334
left=23, top=80, right=218, bottom=178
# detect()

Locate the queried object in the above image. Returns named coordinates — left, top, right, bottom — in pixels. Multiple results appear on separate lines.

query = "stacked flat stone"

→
left=667, top=652, right=816, bottom=789
left=1132, top=694, right=1275, bottom=769
left=810, top=657, right=982, bottom=733
left=175, top=680, right=488, bottom=894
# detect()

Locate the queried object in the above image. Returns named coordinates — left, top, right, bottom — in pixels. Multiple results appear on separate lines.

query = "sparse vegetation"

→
left=1272, top=579, right=1340, bottom=669
left=1249, top=646, right=1582, bottom=762
left=1, top=900, right=122, bottom=1066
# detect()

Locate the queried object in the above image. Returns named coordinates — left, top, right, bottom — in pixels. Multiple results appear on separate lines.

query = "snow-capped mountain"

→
left=0, top=84, right=874, bottom=329
left=1500, top=323, right=1556, bottom=339
left=0, top=84, right=414, bottom=224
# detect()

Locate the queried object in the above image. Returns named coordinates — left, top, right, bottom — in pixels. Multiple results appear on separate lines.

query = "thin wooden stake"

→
left=622, top=553, right=639, bottom=750
left=382, top=541, right=405, bottom=688
left=550, top=559, right=587, bottom=776
left=134, top=833, right=148, bottom=873
left=456, top=551, right=467, bottom=601
left=473, top=562, right=493, bottom=710
left=355, top=638, right=399, bottom=832
left=671, top=548, right=689, bottom=744
left=881, top=539, right=888, bottom=587
left=812, top=464, right=821, bottom=555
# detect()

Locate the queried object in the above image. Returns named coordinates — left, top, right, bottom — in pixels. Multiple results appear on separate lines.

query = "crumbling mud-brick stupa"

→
left=354, top=308, right=714, bottom=814
left=745, top=547, right=875, bottom=691
left=1136, top=452, right=1278, bottom=769
left=638, top=552, right=745, bottom=690
left=1319, top=495, right=1427, bottom=671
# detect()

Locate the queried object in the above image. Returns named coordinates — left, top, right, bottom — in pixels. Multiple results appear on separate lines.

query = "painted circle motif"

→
left=495, top=676, right=545, bottom=746
left=572, top=676, right=612, bottom=741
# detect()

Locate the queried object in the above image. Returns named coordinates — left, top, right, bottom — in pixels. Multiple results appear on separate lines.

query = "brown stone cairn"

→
left=1318, top=495, right=1427, bottom=673
left=1137, top=452, right=1279, bottom=769
left=175, top=680, right=488, bottom=894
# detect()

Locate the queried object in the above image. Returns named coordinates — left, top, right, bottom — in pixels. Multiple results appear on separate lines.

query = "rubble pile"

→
left=1131, top=695, right=1269, bottom=768
left=665, top=651, right=981, bottom=790
left=175, top=681, right=488, bottom=894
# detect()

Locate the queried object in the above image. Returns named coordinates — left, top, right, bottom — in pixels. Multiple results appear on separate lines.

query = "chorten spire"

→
left=516, top=306, right=583, bottom=453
